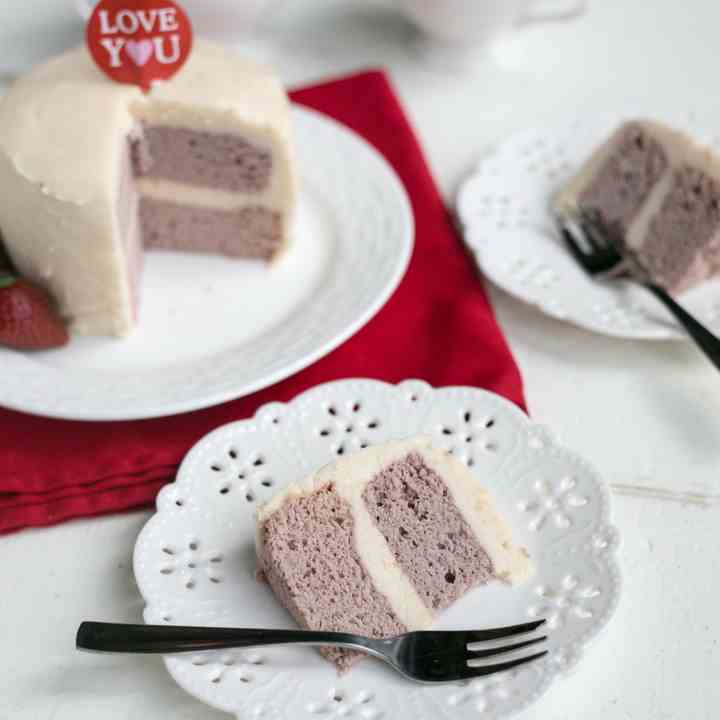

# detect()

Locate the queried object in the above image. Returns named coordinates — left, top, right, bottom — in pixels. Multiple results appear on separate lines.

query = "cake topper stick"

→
left=86, top=0, right=193, bottom=92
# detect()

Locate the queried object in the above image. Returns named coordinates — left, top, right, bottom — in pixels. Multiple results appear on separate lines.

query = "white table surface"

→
left=1, top=1, right=719, bottom=718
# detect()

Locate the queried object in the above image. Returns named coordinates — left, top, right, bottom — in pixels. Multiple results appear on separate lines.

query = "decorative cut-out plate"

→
left=457, top=112, right=720, bottom=340
left=134, top=379, right=620, bottom=719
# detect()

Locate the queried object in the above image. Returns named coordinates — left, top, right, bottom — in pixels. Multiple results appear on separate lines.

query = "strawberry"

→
left=0, top=274, right=69, bottom=350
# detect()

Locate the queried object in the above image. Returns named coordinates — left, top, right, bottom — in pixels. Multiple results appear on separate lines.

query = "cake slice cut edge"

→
left=0, top=42, right=297, bottom=337
left=256, top=436, right=534, bottom=673
left=553, top=118, right=720, bottom=295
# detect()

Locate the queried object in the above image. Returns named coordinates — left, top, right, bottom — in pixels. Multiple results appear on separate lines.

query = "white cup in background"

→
left=387, top=0, right=586, bottom=47
left=72, top=0, right=282, bottom=37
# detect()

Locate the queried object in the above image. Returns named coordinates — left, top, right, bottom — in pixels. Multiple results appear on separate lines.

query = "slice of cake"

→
left=0, top=42, right=296, bottom=337
left=256, top=436, right=533, bottom=673
left=553, top=120, right=720, bottom=295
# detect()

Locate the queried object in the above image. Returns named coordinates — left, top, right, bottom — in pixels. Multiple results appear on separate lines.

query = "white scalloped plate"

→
left=134, top=379, right=621, bottom=720
left=0, top=107, right=413, bottom=421
left=457, top=112, right=720, bottom=341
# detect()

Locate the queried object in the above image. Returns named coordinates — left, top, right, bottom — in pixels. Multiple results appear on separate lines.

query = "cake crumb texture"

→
left=578, top=122, right=668, bottom=233
left=260, top=484, right=407, bottom=673
left=362, top=452, right=494, bottom=612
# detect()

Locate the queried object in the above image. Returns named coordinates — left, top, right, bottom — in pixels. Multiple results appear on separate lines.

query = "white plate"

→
left=457, top=113, right=720, bottom=340
left=0, top=107, right=413, bottom=421
left=134, top=379, right=621, bottom=720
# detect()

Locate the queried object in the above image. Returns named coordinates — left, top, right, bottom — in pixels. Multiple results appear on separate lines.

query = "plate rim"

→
left=0, top=106, right=415, bottom=421
left=133, top=378, right=622, bottom=720
left=455, top=114, right=720, bottom=343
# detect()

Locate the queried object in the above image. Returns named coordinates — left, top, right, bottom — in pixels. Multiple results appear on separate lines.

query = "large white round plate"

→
left=134, top=379, right=620, bottom=720
left=457, top=112, right=720, bottom=340
left=0, top=107, right=413, bottom=421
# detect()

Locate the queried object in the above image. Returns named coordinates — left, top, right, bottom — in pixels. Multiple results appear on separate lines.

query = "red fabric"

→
left=0, top=70, right=525, bottom=535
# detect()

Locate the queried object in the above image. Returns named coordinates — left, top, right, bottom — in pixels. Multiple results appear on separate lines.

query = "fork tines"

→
left=463, top=618, right=546, bottom=643
left=556, top=211, right=625, bottom=277
left=460, top=619, right=548, bottom=679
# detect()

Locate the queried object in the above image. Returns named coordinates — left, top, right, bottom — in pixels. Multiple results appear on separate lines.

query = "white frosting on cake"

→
left=0, top=42, right=296, bottom=336
left=135, top=173, right=289, bottom=211
left=257, top=436, right=533, bottom=631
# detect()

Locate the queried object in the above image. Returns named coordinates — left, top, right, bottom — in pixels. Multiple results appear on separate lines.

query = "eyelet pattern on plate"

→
left=457, top=110, right=720, bottom=341
left=134, top=379, right=620, bottom=720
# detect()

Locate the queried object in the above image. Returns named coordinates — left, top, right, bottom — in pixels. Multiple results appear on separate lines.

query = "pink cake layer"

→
left=260, top=485, right=407, bottom=673
left=131, top=126, right=273, bottom=194
left=258, top=453, right=494, bottom=672
left=576, top=122, right=720, bottom=294
left=139, top=199, right=282, bottom=260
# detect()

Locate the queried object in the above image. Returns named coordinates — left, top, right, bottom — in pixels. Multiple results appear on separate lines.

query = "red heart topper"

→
left=87, top=0, right=193, bottom=92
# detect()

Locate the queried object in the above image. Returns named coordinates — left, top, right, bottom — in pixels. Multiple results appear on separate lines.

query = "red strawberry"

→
left=0, top=274, right=69, bottom=350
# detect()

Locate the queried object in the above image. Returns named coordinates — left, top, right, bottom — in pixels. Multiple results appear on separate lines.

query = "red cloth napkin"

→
left=0, top=70, right=525, bottom=535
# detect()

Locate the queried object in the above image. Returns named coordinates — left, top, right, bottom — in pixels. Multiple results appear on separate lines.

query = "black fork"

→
left=77, top=620, right=548, bottom=684
left=557, top=212, right=720, bottom=371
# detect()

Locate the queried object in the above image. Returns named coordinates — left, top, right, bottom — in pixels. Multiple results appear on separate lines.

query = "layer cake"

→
left=0, top=42, right=296, bottom=336
left=256, top=436, right=533, bottom=672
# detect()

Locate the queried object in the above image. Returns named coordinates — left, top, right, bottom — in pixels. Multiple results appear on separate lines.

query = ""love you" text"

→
left=98, top=8, right=182, bottom=67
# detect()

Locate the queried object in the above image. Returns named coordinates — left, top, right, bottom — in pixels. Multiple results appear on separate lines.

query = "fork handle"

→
left=77, top=622, right=377, bottom=655
left=646, top=283, right=720, bottom=369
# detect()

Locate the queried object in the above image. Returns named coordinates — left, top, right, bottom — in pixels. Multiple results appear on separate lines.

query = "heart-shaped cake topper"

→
left=86, top=0, right=193, bottom=92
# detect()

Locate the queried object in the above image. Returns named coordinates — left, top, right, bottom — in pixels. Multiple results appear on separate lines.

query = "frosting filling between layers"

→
left=260, top=484, right=407, bottom=673
left=362, top=453, right=494, bottom=612
left=135, top=179, right=274, bottom=210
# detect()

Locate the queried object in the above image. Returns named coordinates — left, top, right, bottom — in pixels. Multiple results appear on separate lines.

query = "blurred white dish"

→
left=457, top=112, right=720, bottom=341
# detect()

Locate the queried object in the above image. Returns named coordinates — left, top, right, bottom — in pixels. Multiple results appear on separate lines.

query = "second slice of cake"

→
left=257, top=436, right=533, bottom=672
left=553, top=119, right=720, bottom=295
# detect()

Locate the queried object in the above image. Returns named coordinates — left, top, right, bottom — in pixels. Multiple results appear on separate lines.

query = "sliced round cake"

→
left=256, top=436, right=533, bottom=673
left=0, top=42, right=296, bottom=337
